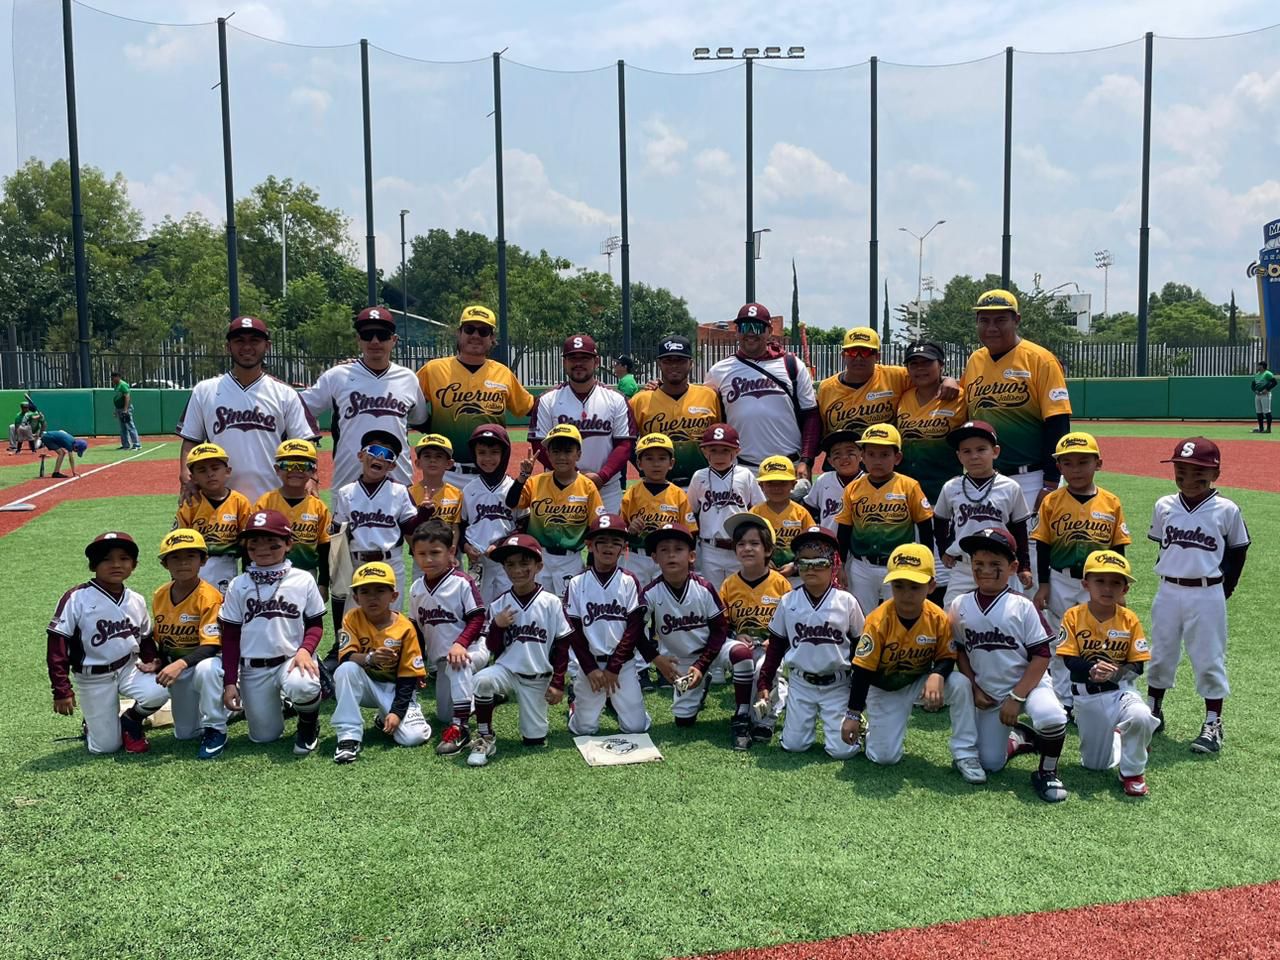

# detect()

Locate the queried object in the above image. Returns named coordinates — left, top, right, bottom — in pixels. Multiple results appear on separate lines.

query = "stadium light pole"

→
left=899, top=220, right=945, bottom=338
left=400, top=209, right=410, bottom=319
left=279, top=201, right=287, bottom=296
left=1095, top=248, right=1114, bottom=317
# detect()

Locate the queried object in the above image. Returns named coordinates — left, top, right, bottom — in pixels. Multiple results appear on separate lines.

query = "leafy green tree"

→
left=1089, top=311, right=1139, bottom=341
left=805, top=326, right=846, bottom=346
left=235, top=176, right=354, bottom=301
left=919, top=273, right=1080, bottom=349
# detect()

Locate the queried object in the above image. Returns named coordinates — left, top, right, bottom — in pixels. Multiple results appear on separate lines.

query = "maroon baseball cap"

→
left=563, top=333, right=598, bottom=357
left=734, top=302, right=772, bottom=326
left=947, top=420, right=999, bottom=449
left=585, top=514, right=627, bottom=540
left=240, top=509, right=293, bottom=541
left=958, top=526, right=1017, bottom=561
left=489, top=533, right=543, bottom=563
left=792, top=525, right=839, bottom=553
left=1161, top=436, right=1220, bottom=468
left=468, top=423, right=511, bottom=450
left=699, top=423, right=740, bottom=449
left=85, top=531, right=139, bottom=564
left=227, top=315, right=270, bottom=339
left=355, top=305, right=396, bottom=331
left=643, top=522, right=696, bottom=553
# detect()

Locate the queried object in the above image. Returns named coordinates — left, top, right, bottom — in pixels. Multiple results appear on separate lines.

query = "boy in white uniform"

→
left=460, top=424, right=517, bottom=604
left=804, top=429, right=862, bottom=530
left=686, top=423, right=763, bottom=589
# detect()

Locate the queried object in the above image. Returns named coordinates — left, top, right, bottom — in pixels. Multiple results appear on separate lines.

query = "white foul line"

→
left=0, top=442, right=169, bottom=511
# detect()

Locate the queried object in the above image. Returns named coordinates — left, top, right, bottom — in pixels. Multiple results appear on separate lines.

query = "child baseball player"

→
left=563, top=514, right=651, bottom=736
left=804, top=429, right=862, bottom=530
left=219, top=509, right=328, bottom=756
left=47, top=532, right=169, bottom=755
left=175, top=443, right=253, bottom=594
left=460, top=423, right=517, bottom=604
left=621, top=432, right=696, bottom=587
left=835, top=423, right=934, bottom=616
left=686, top=423, right=763, bottom=589
left=144, top=529, right=229, bottom=759
left=407, top=519, right=488, bottom=756
left=949, top=527, right=1070, bottom=802
left=253, top=439, right=331, bottom=598
left=841, top=543, right=984, bottom=783
left=410, top=433, right=464, bottom=532
left=466, top=534, right=574, bottom=767
left=507, top=423, right=604, bottom=595
left=1056, top=550, right=1158, bottom=796
left=756, top=526, right=864, bottom=760
left=750, top=455, right=814, bottom=580
left=331, top=561, right=431, bottom=763
left=1145, top=437, right=1250, bottom=752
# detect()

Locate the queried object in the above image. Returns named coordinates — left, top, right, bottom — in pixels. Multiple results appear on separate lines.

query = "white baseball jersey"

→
left=933, top=474, right=1032, bottom=557
left=949, top=589, right=1054, bottom=700
left=48, top=582, right=150, bottom=669
left=645, top=574, right=726, bottom=659
left=531, top=382, right=635, bottom=495
left=1148, top=491, right=1249, bottom=580
left=766, top=586, right=862, bottom=676
left=687, top=465, right=763, bottom=541
left=565, top=567, right=646, bottom=659
left=703, top=352, right=817, bottom=464
left=177, top=372, right=321, bottom=503
left=219, top=563, right=326, bottom=659
left=300, top=360, right=428, bottom=489
left=490, top=586, right=572, bottom=675
left=408, top=568, right=484, bottom=662
left=804, top=470, right=855, bottom=530
left=332, top=478, right=417, bottom=553
left=462, top=475, right=516, bottom=551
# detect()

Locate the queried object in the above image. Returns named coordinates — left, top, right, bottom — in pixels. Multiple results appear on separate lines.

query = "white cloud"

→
left=643, top=118, right=687, bottom=175
left=289, top=86, right=332, bottom=117
left=1082, top=73, right=1144, bottom=115
left=123, top=27, right=202, bottom=71
left=1234, top=68, right=1280, bottom=108
left=127, top=167, right=221, bottom=229
left=694, top=148, right=733, bottom=177
left=1014, top=143, right=1075, bottom=185
left=899, top=163, right=975, bottom=193
left=758, top=142, right=861, bottom=212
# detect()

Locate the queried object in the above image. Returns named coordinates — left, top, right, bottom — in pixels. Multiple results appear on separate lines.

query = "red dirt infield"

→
left=1096, top=437, right=1278, bottom=493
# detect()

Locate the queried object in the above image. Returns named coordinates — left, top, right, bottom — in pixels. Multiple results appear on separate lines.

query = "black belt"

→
left=1162, top=575, right=1223, bottom=587
left=242, top=655, right=288, bottom=668
left=800, top=670, right=845, bottom=686
left=352, top=549, right=394, bottom=562
left=853, top=553, right=891, bottom=566
left=453, top=463, right=481, bottom=475
left=542, top=544, right=575, bottom=556
left=515, top=670, right=553, bottom=681
left=1072, top=681, right=1119, bottom=696
left=1009, top=465, right=1038, bottom=476
left=1053, top=564, right=1086, bottom=579
left=75, top=652, right=132, bottom=675
left=701, top=537, right=734, bottom=550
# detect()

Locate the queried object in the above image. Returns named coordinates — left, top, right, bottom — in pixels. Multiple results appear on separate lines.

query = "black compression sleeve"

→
left=1222, top=544, right=1249, bottom=598
left=1040, top=414, right=1071, bottom=483
left=915, top=520, right=935, bottom=552
left=1063, top=654, right=1093, bottom=683
left=1009, top=518, right=1031, bottom=572
left=933, top=517, right=954, bottom=555
left=390, top=676, right=417, bottom=719
left=930, top=658, right=956, bottom=679
left=837, top=523, right=851, bottom=558
left=848, top=666, right=874, bottom=713
left=1037, top=540, right=1052, bottom=582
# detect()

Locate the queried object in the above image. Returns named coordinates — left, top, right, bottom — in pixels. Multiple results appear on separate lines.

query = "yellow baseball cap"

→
left=159, top=528, right=208, bottom=559
left=1054, top=432, right=1100, bottom=457
left=756, top=455, right=797, bottom=482
left=544, top=423, right=583, bottom=446
left=1083, top=549, right=1134, bottom=582
left=636, top=432, right=675, bottom=455
left=975, top=289, right=1020, bottom=314
left=858, top=423, right=902, bottom=448
left=459, top=304, right=497, bottom=328
left=275, top=439, right=317, bottom=462
left=186, top=443, right=229, bottom=466
left=415, top=433, right=454, bottom=456
left=883, top=543, right=936, bottom=584
left=351, top=561, right=398, bottom=590
left=842, top=326, right=881, bottom=351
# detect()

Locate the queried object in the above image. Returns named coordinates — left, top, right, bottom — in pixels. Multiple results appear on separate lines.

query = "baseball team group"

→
left=45, top=291, right=1252, bottom=802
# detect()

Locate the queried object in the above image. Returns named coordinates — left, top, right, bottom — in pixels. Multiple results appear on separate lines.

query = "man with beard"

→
left=628, top=334, right=721, bottom=488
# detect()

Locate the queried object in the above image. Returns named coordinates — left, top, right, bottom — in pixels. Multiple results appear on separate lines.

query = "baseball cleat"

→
left=333, top=739, right=362, bottom=764
left=197, top=727, right=227, bottom=760
left=731, top=716, right=752, bottom=752
left=435, top=723, right=471, bottom=756
left=953, top=757, right=987, bottom=784
left=750, top=722, right=774, bottom=744
left=120, top=713, right=149, bottom=754
left=1121, top=774, right=1149, bottom=797
left=467, top=732, right=497, bottom=766
left=1031, top=770, right=1068, bottom=803
left=639, top=668, right=656, bottom=692
left=1151, top=707, right=1165, bottom=734
left=1007, top=722, right=1037, bottom=759
left=293, top=716, right=319, bottom=756
left=1190, top=718, right=1222, bottom=754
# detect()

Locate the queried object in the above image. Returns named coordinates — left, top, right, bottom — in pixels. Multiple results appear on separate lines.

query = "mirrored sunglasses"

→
left=363, top=444, right=396, bottom=462
left=358, top=328, right=394, bottom=342
left=796, top=557, right=834, bottom=571
left=274, top=459, right=315, bottom=473
left=843, top=347, right=877, bottom=359
left=738, top=321, right=768, bottom=335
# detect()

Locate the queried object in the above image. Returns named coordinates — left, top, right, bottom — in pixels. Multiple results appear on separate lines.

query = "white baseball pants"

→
left=668, top=643, right=748, bottom=720
left=1257, top=393, right=1273, bottom=415
left=330, top=661, right=430, bottom=746
left=200, top=554, right=240, bottom=595
left=73, top=658, right=169, bottom=755
left=975, top=678, right=1067, bottom=772
left=863, top=672, right=979, bottom=766
left=474, top=663, right=552, bottom=740
left=430, top=644, right=490, bottom=724
left=239, top=660, right=322, bottom=743
left=472, top=555, right=512, bottom=606
left=695, top=544, right=738, bottom=592
left=780, top=671, right=859, bottom=760
left=1074, top=684, right=1157, bottom=777
left=622, top=550, right=658, bottom=587
left=846, top=557, right=890, bottom=618
left=344, top=553, right=407, bottom=612
left=1042, top=567, right=1089, bottom=706
left=167, top=657, right=230, bottom=738
left=537, top=551, right=584, bottom=598
left=597, top=480, right=623, bottom=515
left=1148, top=581, right=1229, bottom=699
left=568, top=658, right=651, bottom=735
left=941, top=557, right=976, bottom=608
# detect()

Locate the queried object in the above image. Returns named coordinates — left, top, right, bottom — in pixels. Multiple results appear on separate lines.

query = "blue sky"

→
left=3, top=0, right=1278, bottom=330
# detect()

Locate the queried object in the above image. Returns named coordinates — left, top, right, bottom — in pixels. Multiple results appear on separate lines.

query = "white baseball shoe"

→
left=953, top=757, right=987, bottom=784
left=467, top=732, right=497, bottom=767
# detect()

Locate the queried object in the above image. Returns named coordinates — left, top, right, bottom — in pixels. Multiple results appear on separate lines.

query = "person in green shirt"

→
left=1251, top=361, right=1276, bottom=434
left=111, top=371, right=141, bottom=449
left=613, top=355, right=639, bottom=398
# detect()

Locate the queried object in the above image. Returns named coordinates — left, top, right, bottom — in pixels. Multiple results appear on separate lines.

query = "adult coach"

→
left=529, top=333, right=635, bottom=514
left=629, top=335, right=721, bottom=487
left=301, top=306, right=428, bottom=489
left=1251, top=360, right=1275, bottom=433
left=177, top=316, right=321, bottom=505
left=703, top=303, right=818, bottom=477
left=961, top=289, right=1071, bottom=509
left=111, top=372, right=141, bottom=450
left=417, top=304, right=535, bottom=489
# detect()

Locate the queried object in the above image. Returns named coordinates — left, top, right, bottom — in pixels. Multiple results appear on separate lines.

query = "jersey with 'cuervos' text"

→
left=332, top=478, right=418, bottom=553
left=896, top=389, right=967, bottom=503
left=219, top=562, right=326, bottom=660
left=621, top=481, right=697, bottom=551
left=175, top=490, right=253, bottom=556
left=687, top=465, right=763, bottom=542
left=949, top=590, right=1054, bottom=700
left=565, top=567, right=646, bottom=659
left=417, top=357, right=534, bottom=467
left=1056, top=604, right=1149, bottom=667
left=630, top=384, right=721, bottom=485
left=817, top=365, right=910, bottom=439
left=962, top=340, right=1071, bottom=473
left=409, top=568, right=484, bottom=662
left=720, top=570, right=791, bottom=644
left=854, top=599, right=954, bottom=691
left=517, top=472, right=605, bottom=552
left=151, top=580, right=222, bottom=658
left=176, top=372, right=320, bottom=503
left=530, top=383, right=635, bottom=494
left=462, top=475, right=515, bottom=551
left=934, top=474, right=1031, bottom=559
left=804, top=468, right=857, bottom=530
left=300, top=359, right=427, bottom=489
left=338, top=608, right=426, bottom=683
left=704, top=352, right=817, bottom=464
left=646, top=574, right=727, bottom=659
left=253, top=490, right=331, bottom=572
left=767, top=585, right=864, bottom=676
left=1147, top=490, right=1249, bottom=580
left=1033, top=486, right=1130, bottom=572
left=49, top=582, right=150, bottom=670
left=836, top=472, right=933, bottom=559
left=490, top=586, right=572, bottom=675
left=409, top=481, right=464, bottom=526
left=750, top=500, right=815, bottom=567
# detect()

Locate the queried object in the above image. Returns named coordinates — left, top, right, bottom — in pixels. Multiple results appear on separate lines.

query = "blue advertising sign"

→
left=1259, top=239, right=1280, bottom=373
left=1265, top=218, right=1280, bottom=250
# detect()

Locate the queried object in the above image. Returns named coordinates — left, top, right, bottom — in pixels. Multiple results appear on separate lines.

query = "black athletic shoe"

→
left=333, top=739, right=361, bottom=764
left=750, top=722, right=774, bottom=744
left=731, top=716, right=752, bottom=752
left=1031, top=769, right=1068, bottom=803
left=639, top=668, right=657, bottom=692
left=293, top=715, right=319, bottom=756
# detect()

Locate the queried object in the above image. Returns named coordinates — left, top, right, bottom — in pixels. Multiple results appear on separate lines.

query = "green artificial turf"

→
left=2, top=473, right=1278, bottom=960
left=1079, top=421, right=1277, bottom=441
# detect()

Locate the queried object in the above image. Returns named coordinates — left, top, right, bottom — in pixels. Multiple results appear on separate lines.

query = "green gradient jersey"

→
left=835, top=473, right=933, bottom=559
left=629, top=384, right=721, bottom=487
left=417, top=356, right=534, bottom=466
left=517, top=472, right=604, bottom=552
left=1032, top=486, right=1131, bottom=573
left=254, top=490, right=331, bottom=572
left=961, top=340, right=1072, bottom=472
left=895, top=388, right=967, bottom=503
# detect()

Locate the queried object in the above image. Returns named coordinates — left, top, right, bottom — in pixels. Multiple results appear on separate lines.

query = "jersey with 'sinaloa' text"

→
left=630, top=384, right=721, bottom=486
left=409, top=568, right=484, bottom=662
left=219, top=563, right=326, bottom=660
left=934, top=474, right=1031, bottom=558
left=836, top=472, right=932, bottom=559
left=530, top=383, right=636, bottom=490
left=490, top=586, right=573, bottom=676
left=565, top=567, right=646, bottom=659
left=49, top=582, right=150, bottom=670
left=462, top=475, right=515, bottom=551
left=1056, top=604, right=1149, bottom=667
left=687, top=465, right=763, bottom=542
left=646, top=574, right=727, bottom=660
left=804, top=469, right=857, bottom=531
left=253, top=491, right=331, bottom=571
left=817, top=365, right=910, bottom=439
left=720, top=570, right=791, bottom=644
left=332, top=478, right=418, bottom=553
left=338, top=608, right=427, bottom=684
left=854, top=599, right=954, bottom=691
left=703, top=353, right=816, bottom=465
left=517, top=472, right=605, bottom=552
left=1148, top=491, right=1249, bottom=581
left=949, top=589, right=1054, bottom=700
left=417, top=357, right=534, bottom=467
left=1032, top=486, right=1130, bottom=573
left=152, top=580, right=222, bottom=658
left=766, top=585, right=863, bottom=676
left=175, top=490, right=253, bottom=556
left=961, top=340, right=1071, bottom=472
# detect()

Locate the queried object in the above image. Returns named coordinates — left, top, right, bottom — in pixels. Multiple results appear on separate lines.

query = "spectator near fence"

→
left=1251, top=360, right=1276, bottom=433
left=628, top=335, right=722, bottom=488
left=111, top=371, right=141, bottom=450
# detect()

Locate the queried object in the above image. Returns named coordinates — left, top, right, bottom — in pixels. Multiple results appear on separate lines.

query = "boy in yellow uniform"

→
left=1056, top=550, right=1158, bottom=796
left=253, top=439, right=331, bottom=596
left=835, top=423, right=934, bottom=616
left=331, top=562, right=431, bottom=763
left=622, top=432, right=696, bottom=586
left=409, top=433, right=464, bottom=530
left=174, top=443, right=253, bottom=594
left=750, top=456, right=814, bottom=582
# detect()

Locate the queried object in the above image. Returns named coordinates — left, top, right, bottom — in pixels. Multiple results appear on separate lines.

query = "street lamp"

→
left=399, top=208, right=410, bottom=319
left=278, top=200, right=287, bottom=297
left=753, top=227, right=771, bottom=260
left=1094, top=249, right=1114, bottom=317
left=898, top=220, right=945, bottom=337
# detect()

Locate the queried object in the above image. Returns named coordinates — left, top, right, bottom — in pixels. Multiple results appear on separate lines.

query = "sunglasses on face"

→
left=363, top=444, right=396, bottom=462
left=274, top=460, right=315, bottom=473
left=796, top=556, right=834, bottom=571
left=460, top=324, right=493, bottom=337
left=843, top=347, right=877, bottom=359
left=738, top=321, right=768, bottom=336
left=358, top=328, right=394, bottom=342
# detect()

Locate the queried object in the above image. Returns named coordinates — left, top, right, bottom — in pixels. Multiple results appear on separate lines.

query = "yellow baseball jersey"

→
left=750, top=500, right=815, bottom=567
left=150, top=580, right=222, bottom=658
left=174, top=490, right=253, bottom=556
left=896, top=389, right=966, bottom=503
left=621, top=481, right=697, bottom=551
left=629, top=384, right=722, bottom=485
left=417, top=357, right=534, bottom=464
left=517, top=471, right=605, bottom=552
left=253, top=490, right=332, bottom=572
left=835, top=472, right=933, bottom=559
left=816, top=365, right=911, bottom=439
left=853, top=599, right=955, bottom=691
left=1032, top=486, right=1131, bottom=573
left=1056, top=604, right=1149, bottom=667
left=962, top=340, right=1072, bottom=472
left=338, top=608, right=428, bottom=685
left=408, top=481, right=464, bottom=526
left=720, top=570, right=791, bottom=643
